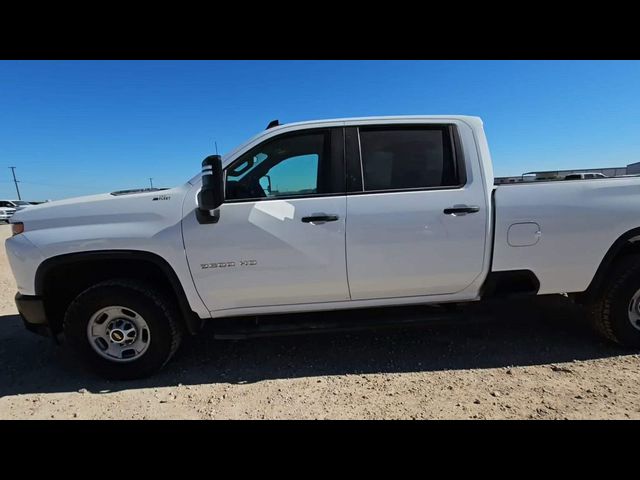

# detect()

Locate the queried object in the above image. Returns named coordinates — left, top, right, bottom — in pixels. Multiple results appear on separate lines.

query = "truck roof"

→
left=267, top=115, right=483, bottom=131
left=220, top=115, right=484, bottom=163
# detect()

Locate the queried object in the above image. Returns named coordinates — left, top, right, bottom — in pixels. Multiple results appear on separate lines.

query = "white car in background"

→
left=564, top=172, right=608, bottom=180
left=0, top=200, right=33, bottom=223
left=0, top=201, right=18, bottom=223
left=7, top=200, right=33, bottom=211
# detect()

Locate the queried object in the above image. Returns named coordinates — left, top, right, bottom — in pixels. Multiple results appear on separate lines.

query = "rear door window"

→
left=358, top=126, right=461, bottom=191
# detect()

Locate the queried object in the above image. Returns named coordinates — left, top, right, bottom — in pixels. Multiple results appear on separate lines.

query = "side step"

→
left=210, top=305, right=473, bottom=340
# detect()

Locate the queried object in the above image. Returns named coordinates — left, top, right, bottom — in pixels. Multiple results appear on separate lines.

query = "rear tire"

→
left=63, top=279, right=183, bottom=379
left=587, top=254, right=640, bottom=348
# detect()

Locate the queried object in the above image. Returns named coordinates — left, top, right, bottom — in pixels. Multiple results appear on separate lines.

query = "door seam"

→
left=344, top=195, right=352, bottom=300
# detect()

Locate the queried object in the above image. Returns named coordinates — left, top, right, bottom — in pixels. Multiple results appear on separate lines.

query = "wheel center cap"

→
left=110, top=329, right=126, bottom=343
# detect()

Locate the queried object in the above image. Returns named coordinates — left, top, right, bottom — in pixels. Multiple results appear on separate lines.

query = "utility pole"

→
left=149, top=178, right=154, bottom=189
left=9, top=167, right=21, bottom=200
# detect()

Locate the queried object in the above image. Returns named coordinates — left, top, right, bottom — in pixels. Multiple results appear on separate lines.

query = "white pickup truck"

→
left=6, top=115, right=640, bottom=379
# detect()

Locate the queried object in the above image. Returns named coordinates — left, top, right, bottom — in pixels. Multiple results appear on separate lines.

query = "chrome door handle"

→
left=301, top=214, right=339, bottom=224
left=443, top=205, right=480, bottom=216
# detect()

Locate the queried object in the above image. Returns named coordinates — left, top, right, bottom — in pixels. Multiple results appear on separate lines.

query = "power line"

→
left=16, top=179, right=117, bottom=189
left=3, top=172, right=160, bottom=196
left=9, top=167, right=21, bottom=200
left=18, top=180, right=95, bottom=189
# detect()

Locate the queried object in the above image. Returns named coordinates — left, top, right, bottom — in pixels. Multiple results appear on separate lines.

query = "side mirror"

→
left=196, top=155, right=224, bottom=224
left=198, top=155, right=224, bottom=212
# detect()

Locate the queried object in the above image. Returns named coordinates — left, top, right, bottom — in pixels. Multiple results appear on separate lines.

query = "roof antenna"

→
left=266, top=119, right=280, bottom=129
left=214, top=141, right=219, bottom=155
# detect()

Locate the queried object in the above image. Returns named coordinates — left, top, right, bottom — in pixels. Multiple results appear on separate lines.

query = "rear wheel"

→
left=63, top=279, right=183, bottom=379
left=588, top=254, right=640, bottom=348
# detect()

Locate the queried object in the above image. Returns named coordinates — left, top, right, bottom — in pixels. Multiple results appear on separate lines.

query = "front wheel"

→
left=588, top=254, right=640, bottom=349
left=63, top=279, right=183, bottom=379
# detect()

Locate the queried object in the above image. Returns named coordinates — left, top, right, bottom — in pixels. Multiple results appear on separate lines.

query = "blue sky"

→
left=2, top=60, right=640, bottom=200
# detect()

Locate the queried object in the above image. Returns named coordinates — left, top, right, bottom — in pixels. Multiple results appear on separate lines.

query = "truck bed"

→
left=492, top=176, right=640, bottom=294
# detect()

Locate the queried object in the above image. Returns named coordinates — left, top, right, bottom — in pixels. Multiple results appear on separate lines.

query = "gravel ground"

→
left=1, top=223, right=639, bottom=419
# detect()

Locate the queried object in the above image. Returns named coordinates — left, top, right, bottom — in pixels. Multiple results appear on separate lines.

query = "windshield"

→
left=13, top=201, right=30, bottom=206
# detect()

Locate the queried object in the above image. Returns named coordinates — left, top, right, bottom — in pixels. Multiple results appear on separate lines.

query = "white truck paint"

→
left=5, top=115, right=640, bottom=378
left=5, top=188, right=210, bottom=318
left=493, top=178, right=640, bottom=294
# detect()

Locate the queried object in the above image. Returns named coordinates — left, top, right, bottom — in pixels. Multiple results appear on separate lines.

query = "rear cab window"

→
left=346, top=124, right=465, bottom=193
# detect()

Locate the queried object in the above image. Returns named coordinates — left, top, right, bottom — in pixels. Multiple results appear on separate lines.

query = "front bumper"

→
left=15, top=293, right=51, bottom=337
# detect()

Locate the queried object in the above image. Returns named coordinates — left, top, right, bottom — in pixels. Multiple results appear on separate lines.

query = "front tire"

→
left=63, top=279, right=183, bottom=379
left=588, top=254, right=640, bottom=349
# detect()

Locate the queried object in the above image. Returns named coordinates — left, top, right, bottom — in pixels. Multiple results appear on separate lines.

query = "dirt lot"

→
left=0, top=224, right=639, bottom=419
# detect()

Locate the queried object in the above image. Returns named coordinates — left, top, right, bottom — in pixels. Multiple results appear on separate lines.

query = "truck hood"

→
left=11, top=186, right=189, bottom=231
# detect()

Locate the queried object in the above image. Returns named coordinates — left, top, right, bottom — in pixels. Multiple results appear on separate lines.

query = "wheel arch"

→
left=35, top=250, right=204, bottom=335
left=578, top=226, right=640, bottom=302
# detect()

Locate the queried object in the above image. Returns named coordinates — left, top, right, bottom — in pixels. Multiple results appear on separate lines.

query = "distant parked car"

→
left=1, top=200, right=33, bottom=210
left=7, top=200, right=33, bottom=210
left=564, top=172, right=608, bottom=180
left=0, top=201, right=17, bottom=223
left=0, top=200, right=33, bottom=222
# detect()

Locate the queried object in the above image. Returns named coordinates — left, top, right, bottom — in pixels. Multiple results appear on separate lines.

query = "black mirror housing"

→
left=197, top=155, right=224, bottom=212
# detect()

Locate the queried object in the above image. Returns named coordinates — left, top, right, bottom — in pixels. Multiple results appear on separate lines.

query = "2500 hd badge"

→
left=201, top=260, right=257, bottom=269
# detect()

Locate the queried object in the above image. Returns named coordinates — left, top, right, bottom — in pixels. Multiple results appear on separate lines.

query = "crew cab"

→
left=6, top=115, right=640, bottom=379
